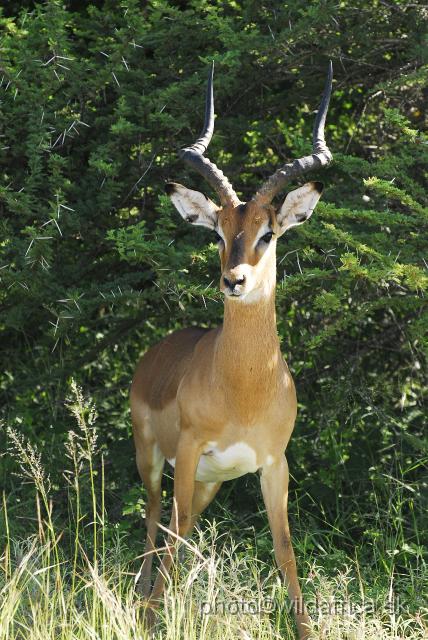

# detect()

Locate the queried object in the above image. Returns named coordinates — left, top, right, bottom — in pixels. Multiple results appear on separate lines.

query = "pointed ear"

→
left=276, top=182, right=323, bottom=235
left=165, top=182, right=220, bottom=230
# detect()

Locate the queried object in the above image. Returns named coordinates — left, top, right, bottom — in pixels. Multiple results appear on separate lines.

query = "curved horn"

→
left=254, top=61, right=333, bottom=205
left=179, top=62, right=240, bottom=207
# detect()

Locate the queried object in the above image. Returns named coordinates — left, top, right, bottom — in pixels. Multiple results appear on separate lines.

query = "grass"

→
left=1, top=383, right=426, bottom=639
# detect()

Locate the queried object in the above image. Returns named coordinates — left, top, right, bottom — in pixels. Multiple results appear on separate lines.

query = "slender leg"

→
left=133, top=416, right=165, bottom=597
left=139, top=474, right=163, bottom=596
left=190, top=480, right=222, bottom=532
left=149, top=431, right=202, bottom=604
left=175, top=480, right=222, bottom=565
left=176, top=480, right=222, bottom=564
left=260, top=455, right=312, bottom=640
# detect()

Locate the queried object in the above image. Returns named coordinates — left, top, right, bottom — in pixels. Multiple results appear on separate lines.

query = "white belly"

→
left=167, top=442, right=259, bottom=483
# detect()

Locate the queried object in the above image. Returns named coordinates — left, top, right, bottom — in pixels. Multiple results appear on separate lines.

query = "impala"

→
left=130, top=61, right=333, bottom=639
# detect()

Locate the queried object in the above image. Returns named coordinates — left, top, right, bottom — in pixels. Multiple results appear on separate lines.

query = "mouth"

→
left=223, top=289, right=245, bottom=299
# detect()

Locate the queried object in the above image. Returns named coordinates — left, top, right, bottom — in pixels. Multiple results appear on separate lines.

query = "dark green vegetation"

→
left=1, top=0, right=427, bottom=627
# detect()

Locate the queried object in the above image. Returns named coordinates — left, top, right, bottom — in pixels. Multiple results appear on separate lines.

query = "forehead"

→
left=218, top=201, right=273, bottom=233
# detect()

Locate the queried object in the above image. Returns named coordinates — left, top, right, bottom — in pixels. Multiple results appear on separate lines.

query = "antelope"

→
left=130, top=61, right=333, bottom=639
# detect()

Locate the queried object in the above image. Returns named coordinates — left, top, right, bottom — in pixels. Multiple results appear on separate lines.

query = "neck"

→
left=222, top=289, right=278, bottom=342
left=215, top=284, right=280, bottom=409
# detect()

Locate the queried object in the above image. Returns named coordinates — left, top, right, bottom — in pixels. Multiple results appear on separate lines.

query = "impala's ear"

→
left=165, top=182, right=220, bottom=230
left=276, top=182, right=323, bottom=236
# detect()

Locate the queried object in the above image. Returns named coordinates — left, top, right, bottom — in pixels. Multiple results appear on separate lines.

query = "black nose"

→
left=223, top=275, right=246, bottom=291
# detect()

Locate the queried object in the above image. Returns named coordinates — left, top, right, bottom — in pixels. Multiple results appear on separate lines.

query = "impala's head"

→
left=167, top=62, right=333, bottom=303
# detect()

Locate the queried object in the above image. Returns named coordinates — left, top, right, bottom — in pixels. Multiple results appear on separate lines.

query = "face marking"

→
left=229, top=230, right=245, bottom=267
left=216, top=199, right=278, bottom=301
left=215, top=226, right=226, bottom=244
left=167, top=182, right=324, bottom=301
left=254, top=224, right=274, bottom=248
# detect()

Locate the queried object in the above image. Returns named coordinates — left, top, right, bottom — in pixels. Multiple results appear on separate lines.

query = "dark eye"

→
left=260, top=231, right=273, bottom=244
left=213, top=231, right=223, bottom=245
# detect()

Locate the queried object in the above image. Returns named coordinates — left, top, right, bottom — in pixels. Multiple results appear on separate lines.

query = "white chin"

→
left=223, top=290, right=262, bottom=304
left=222, top=285, right=272, bottom=304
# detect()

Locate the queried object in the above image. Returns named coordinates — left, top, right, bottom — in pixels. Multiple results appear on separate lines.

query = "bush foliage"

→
left=1, top=0, right=427, bottom=584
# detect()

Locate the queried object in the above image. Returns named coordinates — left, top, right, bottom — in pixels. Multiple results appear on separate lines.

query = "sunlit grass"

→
left=1, top=383, right=426, bottom=639
left=1, top=527, right=426, bottom=640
